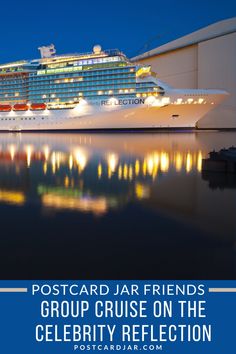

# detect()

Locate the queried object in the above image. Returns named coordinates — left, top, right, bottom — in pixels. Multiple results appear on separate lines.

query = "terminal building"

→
left=132, top=17, right=236, bottom=129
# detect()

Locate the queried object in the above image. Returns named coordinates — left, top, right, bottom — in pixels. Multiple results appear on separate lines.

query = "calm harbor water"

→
left=0, top=131, right=235, bottom=279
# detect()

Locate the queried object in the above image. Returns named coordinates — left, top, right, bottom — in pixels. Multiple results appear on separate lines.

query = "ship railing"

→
left=44, top=49, right=125, bottom=59
left=104, top=49, right=124, bottom=56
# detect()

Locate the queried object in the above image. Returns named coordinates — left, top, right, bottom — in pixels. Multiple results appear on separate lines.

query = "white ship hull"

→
left=0, top=89, right=227, bottom=131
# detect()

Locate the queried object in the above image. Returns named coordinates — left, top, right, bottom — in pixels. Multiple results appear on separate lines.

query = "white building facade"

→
left=132, top=18, right=236, bottom=129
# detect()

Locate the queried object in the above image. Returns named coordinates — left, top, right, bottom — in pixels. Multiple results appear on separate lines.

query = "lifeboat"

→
left=0, top=104, right=12, bottom=112
left=30, top=103, right=47, bottom=111
left=13, top=104, right=29, bottom=111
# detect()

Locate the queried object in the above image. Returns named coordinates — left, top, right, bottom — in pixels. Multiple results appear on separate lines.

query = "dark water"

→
left=0, top=131, right=235, bottom=280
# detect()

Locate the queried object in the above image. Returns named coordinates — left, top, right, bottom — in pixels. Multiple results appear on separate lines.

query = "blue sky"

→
left=1, top=0, right=236, bottom=62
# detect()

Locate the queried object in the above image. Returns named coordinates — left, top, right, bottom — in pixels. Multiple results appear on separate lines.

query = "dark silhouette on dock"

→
left=202, top=147, right=236, bottom=189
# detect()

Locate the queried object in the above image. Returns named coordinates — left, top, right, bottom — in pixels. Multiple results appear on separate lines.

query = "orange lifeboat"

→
left=13, top=104, right=29, bottom=111
left=0, top=104, right=12, bottom=112
left=30, top=103, right=46, bottom=110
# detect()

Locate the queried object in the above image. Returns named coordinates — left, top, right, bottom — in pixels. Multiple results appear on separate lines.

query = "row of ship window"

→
left=0, top=66, right=135, bottom=82
left=0, top=84, right=135, bottom=94
left=30, top=72, right=136, bottom=82
left=0, top=74, right=136, bottom=89
left=0, top=78, right=135, bottom=89
left=0, top=87, right=157, bottom=100
left=29, top=87, right=156, bottom=97
left=46, top=56, right=122, bottom=68
left=28, top=90, right=136, bottom=99
left=0, top=96, right=27, bottom=100
left=35, top=62, right=128, bottom=75
left=0, top=67, right=136, bottom=81
left=42, top=60, right=124, bottom=72
left=26, top=95, right=137, bottom=103
left=0, top=81, right=155, bottom=93
left=136, top=87, right=160, bottom=92
left=0, top=73, right=136, bottom=87
left=28, top=90, right=135, bottom=97
left=0, top=81, right=154, bottom=92
left=30, top=75, right=136, bottom=85
left=28, top=83, right=136, bottom=91
left=36, top=92, right=156, bottom=102
left=30, top=79, right=136, bottom=88
left=30, top=67, right=136, bottom=78
left=0, top=91, right=26, bottom=95
left=34, top=96, right=136, bottom=102
left=28, top=89, right=155, bottom=100
left=37, top=69, right=135, bottom=77
left=0, top=117, right=48, bottom=121
left=28, top=82, right=137, bottom=92
left=0, top=83, right=137, bottom=96
left=0, top=81, right=28, bottom=87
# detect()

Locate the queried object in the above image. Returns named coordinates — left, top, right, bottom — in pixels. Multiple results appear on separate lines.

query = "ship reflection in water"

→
left=0, top=131, right=235, bottom=279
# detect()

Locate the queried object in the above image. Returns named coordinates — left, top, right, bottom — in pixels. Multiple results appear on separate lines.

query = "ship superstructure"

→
left=0, top=45, right=228, bottom=130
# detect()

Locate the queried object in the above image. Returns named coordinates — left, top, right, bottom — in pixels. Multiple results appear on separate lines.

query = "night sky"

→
left=1, top=0, right=236, bottom=62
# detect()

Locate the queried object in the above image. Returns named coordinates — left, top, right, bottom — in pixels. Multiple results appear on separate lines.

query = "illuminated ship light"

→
left=0, top=45, right=227, bottom=130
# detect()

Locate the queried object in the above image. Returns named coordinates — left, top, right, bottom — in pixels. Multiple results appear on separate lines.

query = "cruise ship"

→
left=0, top=44, right=228, bottom=131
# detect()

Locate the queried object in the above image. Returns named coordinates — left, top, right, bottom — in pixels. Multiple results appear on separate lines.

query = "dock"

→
left=202, top=147, right=236, bottom=173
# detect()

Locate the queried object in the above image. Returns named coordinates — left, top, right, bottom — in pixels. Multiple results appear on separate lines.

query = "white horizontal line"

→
left=0, top=288, right=28, bottom=293
left=209, top=288, right=236, bottom=293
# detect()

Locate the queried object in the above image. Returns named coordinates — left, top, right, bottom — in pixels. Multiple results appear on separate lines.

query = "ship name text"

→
left=101, top=98, right=145, bottom=106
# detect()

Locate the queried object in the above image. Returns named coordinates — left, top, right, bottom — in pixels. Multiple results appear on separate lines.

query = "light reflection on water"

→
left=0, top=131, right=235, bottom=279
left=0, top=133, right=208, bottom=212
